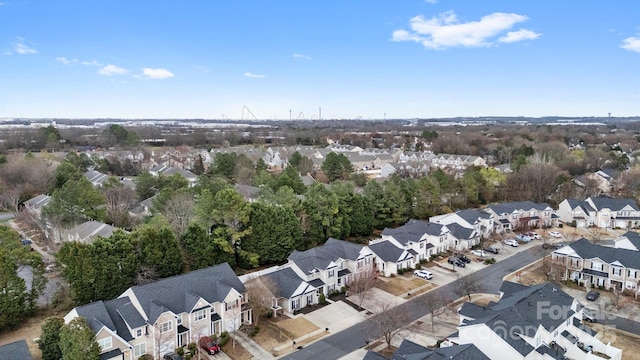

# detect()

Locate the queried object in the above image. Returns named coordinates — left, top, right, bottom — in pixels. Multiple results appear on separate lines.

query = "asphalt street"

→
left=282, top=246, right=546, bottom=360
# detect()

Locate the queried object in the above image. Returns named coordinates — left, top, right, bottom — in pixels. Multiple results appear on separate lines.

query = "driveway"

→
left=281, top=246, right=545, bottom=360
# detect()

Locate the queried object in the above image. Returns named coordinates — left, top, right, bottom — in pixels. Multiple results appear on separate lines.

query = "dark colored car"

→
left=448, top=257, right=466, bottom=267
left=483, top=247, right=499, bottom=254
left=21, top=238, right=32, bottom=246
left=163, top=353, right=184, bottom=360
left=586, top=290, right=600, bottom=301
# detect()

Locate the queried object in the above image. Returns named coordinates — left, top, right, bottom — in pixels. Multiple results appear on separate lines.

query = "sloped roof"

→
left=23, top=194, right=51, bottom=209
left=368, top=240, right=405, bottom=262
left=84, top=170, right=109, bottom=185
left=456, top=209, right=491, bottom=223
left=264, top=267, right=312, bottom=299
left=68, top=221, right=122, bottom=243
left=620, top=231, right=640, bottom=250
left=392, top=339, right=489, bottom=360
left=458, top=282, right=576, bottom=357
left=587, top=196, right=639, bottom=211
left=288, top=238, right=364, bottom=273
left=128, top=262, right=245, bottom=324
left=0, top=340, right=33, bottom=360
left=563, top=238, right=640, bottom=268
left=382, top=220, right=445, bottom=245
left=447, top=223, right=474, bottom=240
left=234, top=183, right=261, bottom=200
left=564, top=199, right=595, bottom=213
left=485, top=201, right=551, bottom=215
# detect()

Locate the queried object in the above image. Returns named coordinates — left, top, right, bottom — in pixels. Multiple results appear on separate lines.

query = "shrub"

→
left=340, top=286, right=346, bottom=294
left=429, top=254, right=438, bottom=261
left=250, top=326, right=260, bottom=337
left=187, top=342, right=197, bottom=355
left=415, top=263, right=422, bottom=269
left=218, top=331, right=230, bottom=347
left=483, top=258, right=496, bottom=265
left=138, top=355, right=153, bottom=360
left=319, top=293, right=327, bottom=304
left=176, top=347, right=184, bottom=356
left=435, top=340, right=444, bottom=348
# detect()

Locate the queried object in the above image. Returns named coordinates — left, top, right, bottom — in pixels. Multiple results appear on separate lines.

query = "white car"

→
left=504, top=239, right=519, bottom=247
left=527, top=232, right=542, bottom=240
left=549, top=231, right=562, bottom=238
left=413, top=270, right=433, bottom=280
left=470, top=250, right=486, bottom=257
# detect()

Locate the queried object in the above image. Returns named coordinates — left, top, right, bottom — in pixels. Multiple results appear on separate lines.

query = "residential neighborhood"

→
left=3, top=121, right=640, bottom=360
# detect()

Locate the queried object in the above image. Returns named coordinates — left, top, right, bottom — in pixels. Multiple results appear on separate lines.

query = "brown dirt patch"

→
left=221, top=342, right=252, bottom=360
left=589, top=324, right=640, bottom=360
left=374, top=277, right=425, bottom=296
left=276, top=317, right=319, bottom=339
left=377, top=345, right=397, bottom=358
left=252, top=321, right=291, bottom=352
left=0, top=309, right=60, bottom=360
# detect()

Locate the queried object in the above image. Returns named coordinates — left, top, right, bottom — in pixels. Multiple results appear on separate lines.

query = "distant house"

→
left=445, top=281, right=621, bottom=360
left=0, top=339, right=33, bottom=360
left=59, top=220, right=123, bottom=244
left=380, top=219, right=450, bottom=258
left=23, top=194, right=51, bottom=219
left=148, top=165, right=198, bottom=187
left=484, top=201, right=558, bottom=232
left=64, top=263, right=251, bottom=360
left=234, top=184, right=262, bottom=203
left=430, top=208, right=494, bottom=240
left=557, top=197, right=640, bottom=229
left=84, top=169, right=110, bottom=187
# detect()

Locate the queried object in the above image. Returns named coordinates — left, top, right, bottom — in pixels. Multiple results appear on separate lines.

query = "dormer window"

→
left=97, top=336, right=112, bottom=350
left=194, top=309, right=206, bottom=321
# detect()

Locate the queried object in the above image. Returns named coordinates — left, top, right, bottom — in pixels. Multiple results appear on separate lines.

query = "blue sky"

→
left=1, top=0, right=639, bottom=119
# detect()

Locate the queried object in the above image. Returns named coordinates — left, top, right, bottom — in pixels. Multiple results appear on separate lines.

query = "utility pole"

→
left=319, top=107, right=322, bottom=120
left=289, top=109, right=292, bottom=121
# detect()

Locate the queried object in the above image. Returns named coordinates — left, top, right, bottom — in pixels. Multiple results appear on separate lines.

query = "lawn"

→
left=221, top=341, right=252, bottom=360
left=252, top=316, right=319, bottom=354
left=374, top=276, right=426, bottom=296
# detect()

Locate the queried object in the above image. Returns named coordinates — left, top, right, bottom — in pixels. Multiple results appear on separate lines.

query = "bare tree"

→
left=161, top=191, right=195, bottom=237
left=541, top=255, right=566, bottom=284
left=455, top=272, right=484, bottom=302
left=244, top=276, right=277, bottom=327
left=369, top=302, right=408, bottom=348
left=103, top=185, right=136, bottom=228
left=0, top=181, right=23, bottom=214
left=350, top=266, right=377, bottom=310
left=152, top=318, right=176, bottom=360
left=423, top=291, right=450, bottom=331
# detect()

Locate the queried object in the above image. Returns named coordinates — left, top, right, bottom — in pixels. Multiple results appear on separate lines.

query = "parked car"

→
left=413, top=269, right=433, bottom=280
left=549, top=231, right=562, bottom=238
left=515, top=234, right=531, bottom=243
left=503, top=239, right=519, bottom=247
left=199, top=336, right=221, bottom=355
left=454, top=253, right=471, bottom=263
left=470, top=250, right=486, bottom=257
left=483, top=247, right=499, bottom=254
left=526, top=232, right=542, bottom=240
left=586, top=290, right=600, bottom=301
left=543, top=242, right=566, bottom=250
left=21, top=238, right=32, bottom=246
left=448, top=257, right=466, bottom=267
left=163, top=353, right=184, bottom=360
left=582, top=309, right=597, bottom=323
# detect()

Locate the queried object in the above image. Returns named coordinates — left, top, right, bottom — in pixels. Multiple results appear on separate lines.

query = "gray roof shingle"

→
left=368, top=240, right=405, bottom=262
left=0, top=340, right=33, bottom=360
left=564, top=238, right=640, bottom=268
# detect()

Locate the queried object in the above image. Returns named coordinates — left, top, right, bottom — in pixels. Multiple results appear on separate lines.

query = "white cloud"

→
left=6, top=37, right=37, bottom=55
left=98, top=64, right=128, bottom=76
left=80, top=60, right=101, bottom=66
left=141, top=67, right=175, bottom=79
left=424, top=0, right=438, bottom=3
left=293, top=53, right=312, bottom=60
left=621, top=36, right=640, bottom=52
left=55, top=57, right=76, bottom=64
left=498, top=29, right=541, bottom=43
left=244, top=72, right=265, bottom=78
left=392, top=11, right=538, bottom=49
